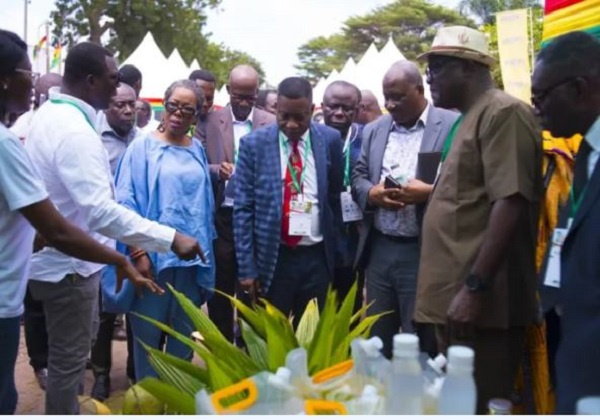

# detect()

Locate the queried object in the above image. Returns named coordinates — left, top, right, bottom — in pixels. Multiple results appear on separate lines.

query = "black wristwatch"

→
left=465, top=273, right=489, bottom=292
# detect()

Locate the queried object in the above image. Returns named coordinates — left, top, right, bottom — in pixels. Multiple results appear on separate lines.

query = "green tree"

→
left=459, top=0, right=541, bottom=25
left=296, top=0, right=476, bottom=83
left=50, top=0, right=264, bottom=85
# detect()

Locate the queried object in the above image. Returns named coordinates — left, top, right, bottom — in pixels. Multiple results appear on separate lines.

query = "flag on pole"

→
left=50, top=39, right=62, bottom=69
left=33, top=35, right=47, bottom=59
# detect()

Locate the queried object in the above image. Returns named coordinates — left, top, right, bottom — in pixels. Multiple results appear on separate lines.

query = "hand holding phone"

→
left=384, top=175, right=402, bottom=189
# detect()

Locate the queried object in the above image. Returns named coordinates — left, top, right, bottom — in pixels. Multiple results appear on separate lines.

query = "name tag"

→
left=341, top=189, right=362, bottom=222
left=543, top=218, right=573, bottom=289
left=222, top=175, right=236, bottom=207
left=289, top=197, right=312, bottom=236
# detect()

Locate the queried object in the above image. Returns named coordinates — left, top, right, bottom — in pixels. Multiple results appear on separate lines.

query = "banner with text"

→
left=496, top=9, right=531, bottom=104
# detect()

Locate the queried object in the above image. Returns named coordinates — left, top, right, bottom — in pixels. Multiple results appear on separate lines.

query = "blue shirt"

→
left=0, top=124, right=48, bottom=318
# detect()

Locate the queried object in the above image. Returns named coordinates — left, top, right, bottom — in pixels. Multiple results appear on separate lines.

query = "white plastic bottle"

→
left=438, top=345, right=477, bottom=414
left=385, top=333, right=424, bottom=414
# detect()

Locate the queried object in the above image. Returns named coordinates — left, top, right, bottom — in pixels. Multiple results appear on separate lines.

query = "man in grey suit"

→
left=352, top=60, right=458, bottom=357
left=204, top=64, right=275, bottom=342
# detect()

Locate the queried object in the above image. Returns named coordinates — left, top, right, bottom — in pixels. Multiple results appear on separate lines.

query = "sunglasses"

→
left=164, top=101, right=197, bottom=118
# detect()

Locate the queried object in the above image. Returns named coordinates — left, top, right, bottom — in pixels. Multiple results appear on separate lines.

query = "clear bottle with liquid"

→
left=438, top=345, right=477, bottom=415
left=385, top=333, right=423, bottom=414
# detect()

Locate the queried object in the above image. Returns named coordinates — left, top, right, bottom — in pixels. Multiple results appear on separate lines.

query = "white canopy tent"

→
left=213, top=84, right=229, bottom=108
left=121, top=32, right=169, bottom=99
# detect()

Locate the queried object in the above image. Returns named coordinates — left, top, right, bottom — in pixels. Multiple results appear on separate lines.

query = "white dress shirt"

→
left=375, top=104, right=430, bottom=237
left=279, top=130, right=322, bottom=245
left=585, top=116, right=600, bottom=179
left=25, top=87, right=176, bottom=282
left=231, top=107, right=254, bottom=162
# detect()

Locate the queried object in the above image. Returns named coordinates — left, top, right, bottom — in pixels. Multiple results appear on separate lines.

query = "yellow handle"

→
left=305, top=400, right=348, bottom=415
left=312, top=360, right=354, bottom=384
left=210, top=378, right=258, bottom=414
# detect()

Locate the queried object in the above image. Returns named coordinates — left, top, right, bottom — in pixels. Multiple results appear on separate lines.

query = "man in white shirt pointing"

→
left=25, top=42, right=205, bottom=415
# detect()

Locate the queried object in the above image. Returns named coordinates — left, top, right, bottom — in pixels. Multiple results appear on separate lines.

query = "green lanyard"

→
left=343, top=129, right=356, bottom=188
left=569, top=184, right=588, bottom=218
left=233, top=121, right=252, bottom=164
left=441, top=116, right=463, bottom=162
left=279, top=131, right=311, bottom=194
left=50, top=98, right=95, bottom=130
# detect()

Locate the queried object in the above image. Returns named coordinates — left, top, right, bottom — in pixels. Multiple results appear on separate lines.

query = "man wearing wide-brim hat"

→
left=414, top=26, right=542, bottom=413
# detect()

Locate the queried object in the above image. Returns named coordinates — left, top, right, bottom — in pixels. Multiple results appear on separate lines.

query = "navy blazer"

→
left=557, top=153, right=600, bottom=414
left=233, top=122, right=344, bottom=293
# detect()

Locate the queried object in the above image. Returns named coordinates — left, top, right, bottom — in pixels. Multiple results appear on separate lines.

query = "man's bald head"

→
left=356, top=89, right=382, bottom=125
left=383, top=60, right=423, bottom=88
left=382, top=60, right=427, bottom=127
left=34, top=72, right=62, bottom=108
left=115, top=83, right=136, bottom=98
left=227, top=64, right=260, bottom=121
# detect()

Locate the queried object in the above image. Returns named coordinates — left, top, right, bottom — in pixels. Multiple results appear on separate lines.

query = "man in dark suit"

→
left=532, top=32, right=600, bottom=414
left=321, top=80, right=364, bottom=309
left=204, top=65, right=275, bottom=341
left=189, top=69, right=216, bottom=142
left=352, top=60, right=458, bottom=357
left=234, top=77, right=343, bottom=318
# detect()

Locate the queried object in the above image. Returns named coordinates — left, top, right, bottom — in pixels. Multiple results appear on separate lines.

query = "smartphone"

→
left=384, top=175, right=401, bottom=189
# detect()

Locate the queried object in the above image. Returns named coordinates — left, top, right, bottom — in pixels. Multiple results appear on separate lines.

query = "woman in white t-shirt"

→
left=0, top=30, right=162, bottom=414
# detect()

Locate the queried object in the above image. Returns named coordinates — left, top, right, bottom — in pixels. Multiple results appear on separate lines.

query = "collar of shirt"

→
left=230, top=106, right=254, bottom=125
left=280, top=129, right=310, bottom=147
left=49, top=86, right=97, bottom=126
left=95, top=111, right=138, bottom=143
left=391, top=102, right=430, bottom=134
left=585, top=116, right=600, bottom=152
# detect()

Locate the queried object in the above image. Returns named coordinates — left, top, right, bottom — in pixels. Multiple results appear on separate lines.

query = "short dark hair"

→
left=63, top=42, right=113, bottom=85
left=189, top=69, right=216, bottom=83
left=137, top=99, right=151, bottom=114
left=537, top=31, right=600, bottom=79
left=257, top=89, right=276, bottom=108
left=119, top=64, right=142, bottom=86
left=0, top=29, right=27, bottom=77
left=164, top=79, right=205, bottom=111
left=324, top=81, right=362, bottom=103
left=278, top=77, right=312, bottom=102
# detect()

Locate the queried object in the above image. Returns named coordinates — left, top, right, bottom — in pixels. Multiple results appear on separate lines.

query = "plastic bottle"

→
left=347, top=384, right=384, bottom=414
left=576, top=396, right=600, bottom=414
left=385, top=333, right=424, bottom=414
left=438, top=345, right=477, bottom=415
left=351, top=337, right=391, bottom=391
left=488, top=398, right=513, bottom=414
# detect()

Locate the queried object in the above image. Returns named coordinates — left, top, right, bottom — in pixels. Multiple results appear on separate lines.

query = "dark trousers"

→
left=366, top=232, right=419, bottom=358
left=267, top=243, right=331, bottom=323
left=0, top=316, right=20, bottom=414
left=436, top=324, right=526, bottom=414
left=91, top=291, right=116, bottom=377
left=23, top=287, right=48, bottom=371
left=207, top=207, right=237, bottom=342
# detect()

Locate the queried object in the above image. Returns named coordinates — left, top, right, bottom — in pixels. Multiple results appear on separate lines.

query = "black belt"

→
left=373, top=229, right=418, bottom=243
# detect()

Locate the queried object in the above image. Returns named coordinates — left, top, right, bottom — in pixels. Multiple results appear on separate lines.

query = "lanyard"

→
left=343, top=127, right=357, bottom=188
left=441, top=116, right=463, bottom=162
left=279, top=131, right=311, bottom=194
left=569, top=184, right=588, bottom=218
left=233, top=121, right=252, bottom=164
left=50, top=98, right=95, bottom=130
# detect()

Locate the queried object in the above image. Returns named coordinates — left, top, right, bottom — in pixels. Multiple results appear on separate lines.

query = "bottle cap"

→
left=447, top=345, right=474, bottom=368
left=576, top=396, right=600, bottom=414
left=427, top=353, right=447, bottom=375
left=361, top=337, right=383, bottom=357
left=393, top=333, right=419, bottom=357
left=362, top=384, right=378, bottom=398
left=488, top=398, right=512, bottom=414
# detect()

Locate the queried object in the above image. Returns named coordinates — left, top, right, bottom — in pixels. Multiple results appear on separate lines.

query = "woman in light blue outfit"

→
left=114, top=80, right=216, bottom=381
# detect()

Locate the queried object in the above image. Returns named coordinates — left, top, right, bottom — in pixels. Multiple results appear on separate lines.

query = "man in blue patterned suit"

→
left=234, top=77, right=344, bottom=318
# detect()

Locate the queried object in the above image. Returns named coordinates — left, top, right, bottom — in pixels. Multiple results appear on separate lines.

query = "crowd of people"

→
left=0, top=23, right=599, bottom=415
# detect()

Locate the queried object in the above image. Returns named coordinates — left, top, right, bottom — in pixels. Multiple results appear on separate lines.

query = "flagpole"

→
left=23, top=0, right=28, bottom=44
left=45, top=23, right=50, bottom=73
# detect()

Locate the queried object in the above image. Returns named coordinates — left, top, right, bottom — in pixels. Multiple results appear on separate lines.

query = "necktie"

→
left=573, top=140, right=591, bottom=201
left=282, top=139, right=303, bottom=247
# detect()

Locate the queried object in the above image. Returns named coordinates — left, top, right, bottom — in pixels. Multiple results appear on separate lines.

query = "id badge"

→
left=543, top=226, right=569, bottom=289
left=222, top=175, right=236, bottom=207
left=341, top=189, right=362, bottom=222
left=289, top=197, right=312, bottom=236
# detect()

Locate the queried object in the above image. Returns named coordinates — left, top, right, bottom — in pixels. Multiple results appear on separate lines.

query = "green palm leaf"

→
left=137, top=377, right=195, bottom=414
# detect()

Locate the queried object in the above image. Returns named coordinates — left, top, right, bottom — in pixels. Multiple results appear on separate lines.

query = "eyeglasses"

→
left=531, top=77, right=579, bottom=109
left=15, top=69, right=40, bottom=84
left=164, top=101, right=197, bottom=118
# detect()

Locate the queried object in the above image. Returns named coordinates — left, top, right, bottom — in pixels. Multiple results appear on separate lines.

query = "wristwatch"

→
left=465, top=273, right=489, bottom=292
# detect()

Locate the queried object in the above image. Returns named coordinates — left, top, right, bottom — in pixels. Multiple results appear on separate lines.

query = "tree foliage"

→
left=296, top=0, right=476, bottom=83
left=50, top=0, right=265, bottom=85
left=459, top=0, right=541, bottom=25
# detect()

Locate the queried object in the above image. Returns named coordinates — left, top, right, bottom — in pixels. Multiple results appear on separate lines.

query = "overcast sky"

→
left=1, top=0, right=459, bottom=84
